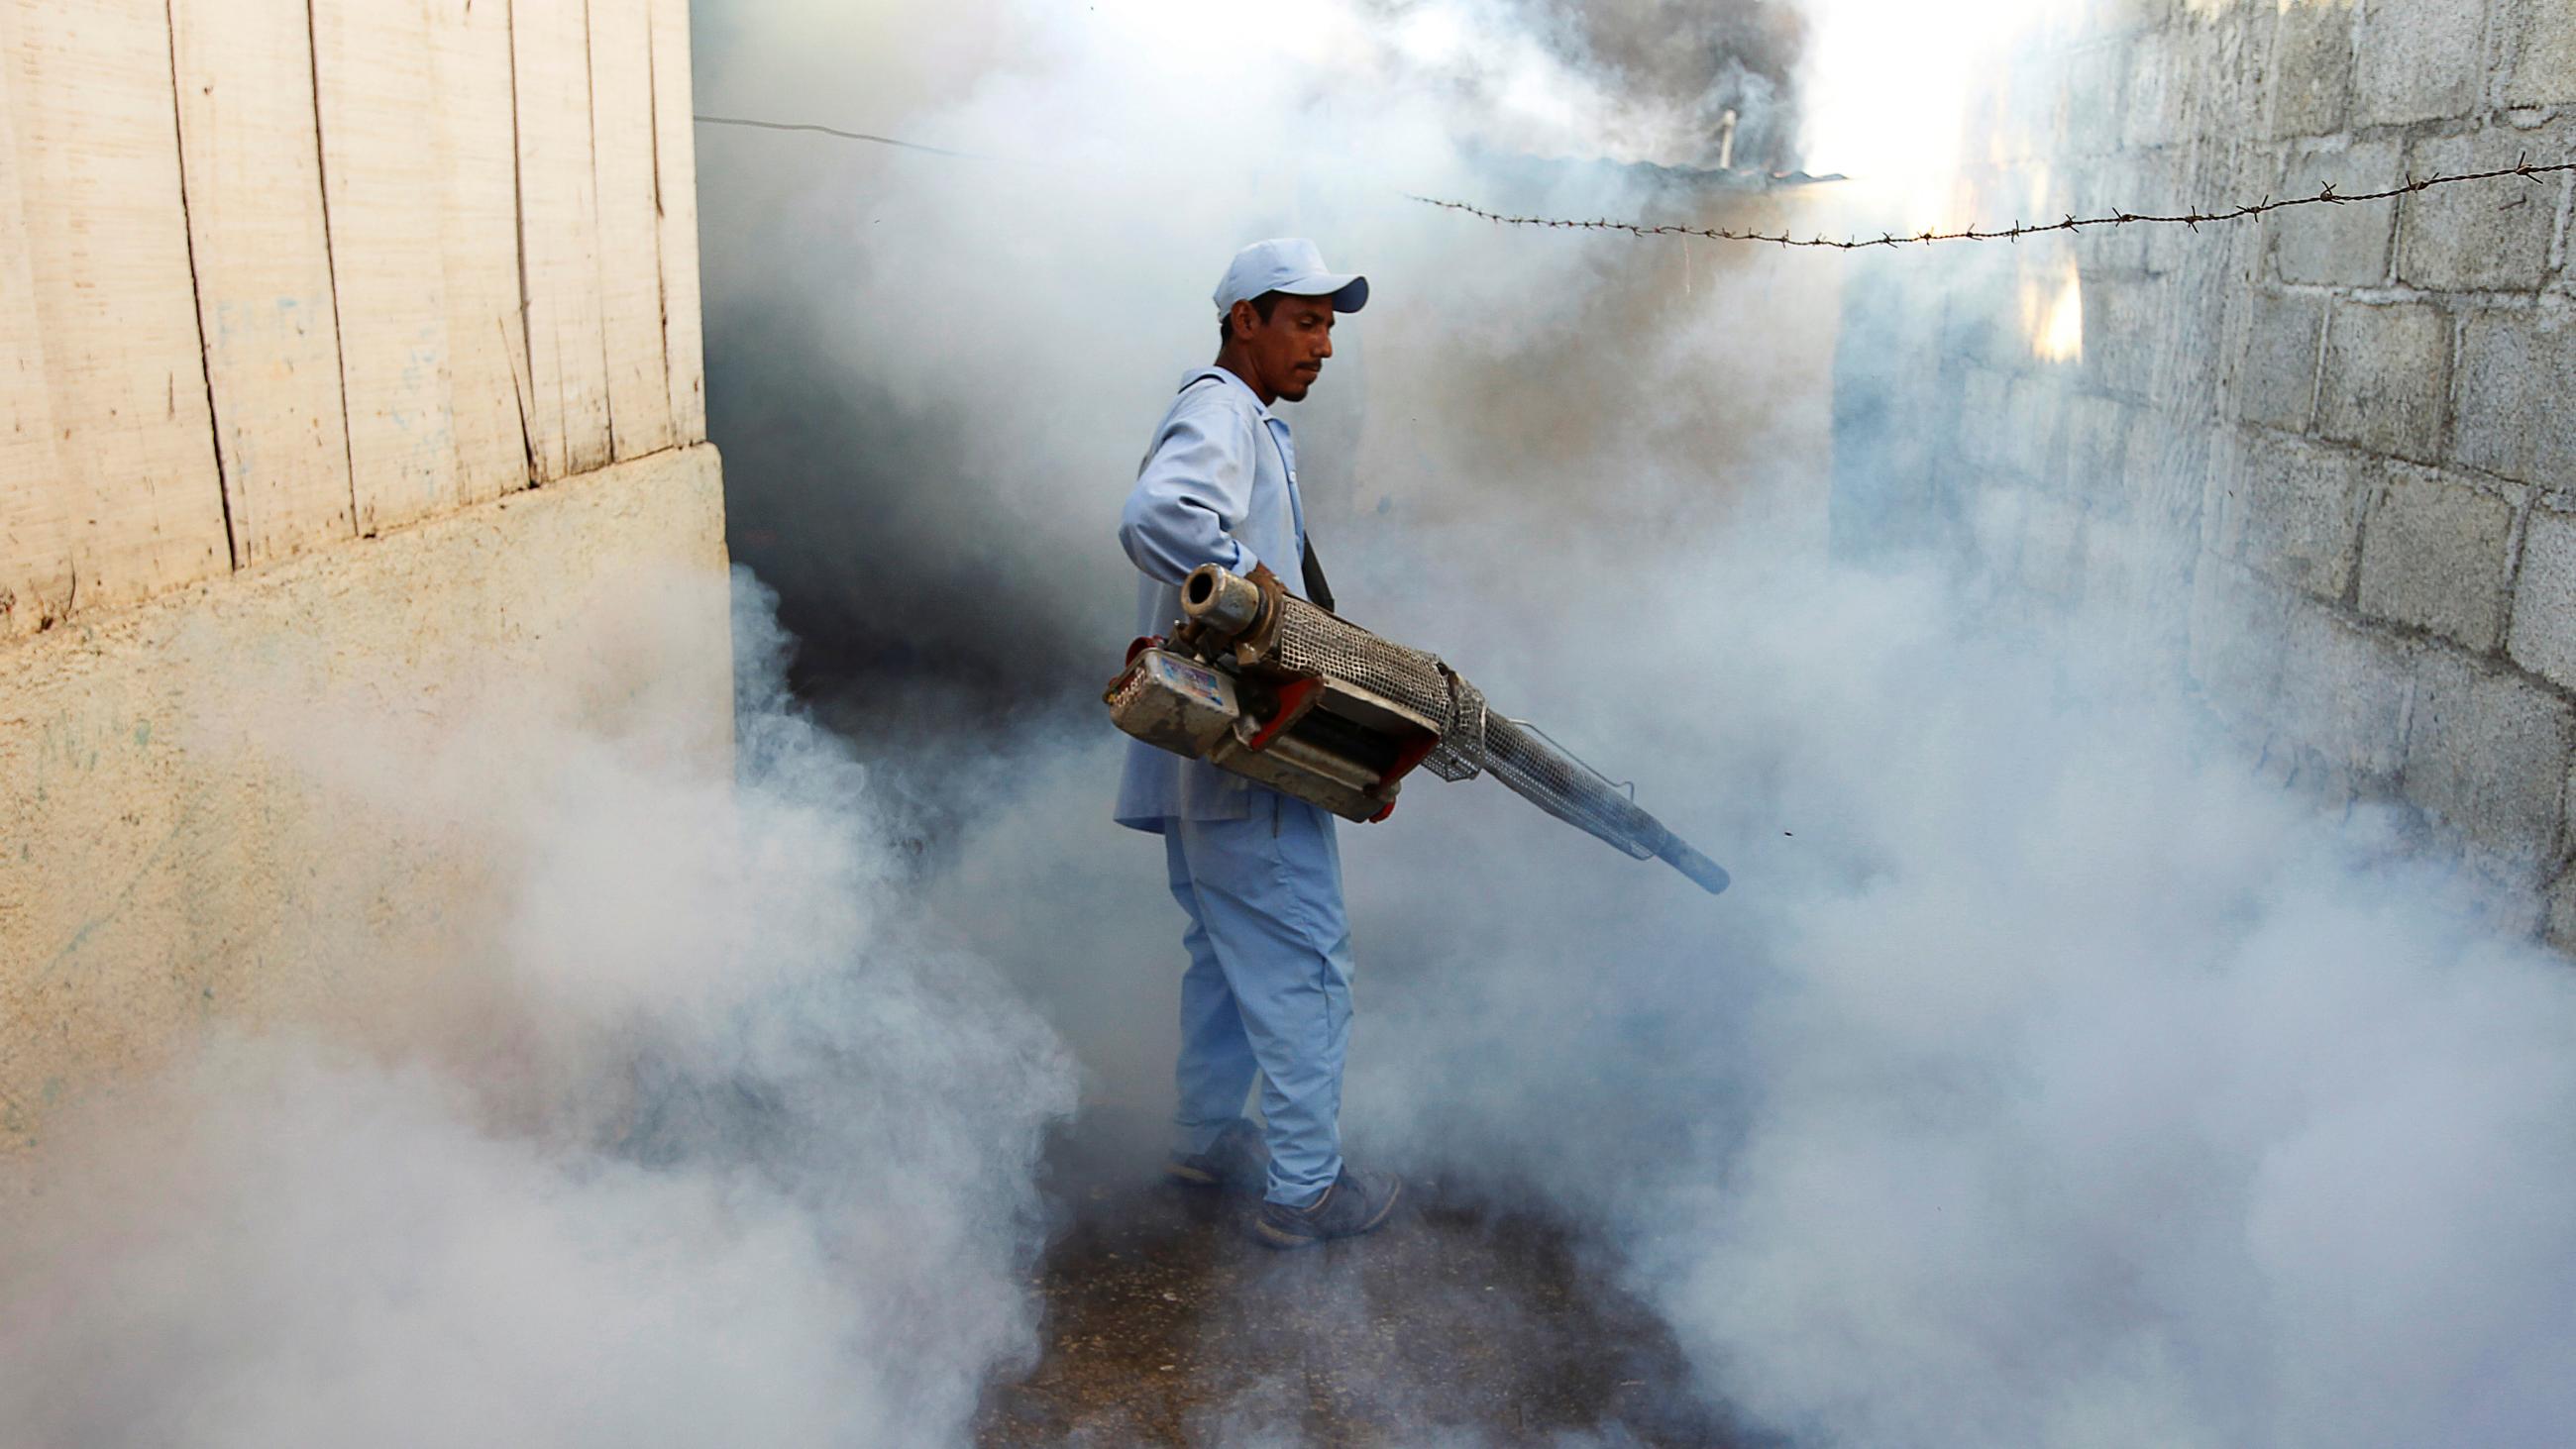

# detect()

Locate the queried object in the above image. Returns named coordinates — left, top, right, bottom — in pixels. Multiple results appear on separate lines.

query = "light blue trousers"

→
left=1163, top=792, right=1354, bottom=1208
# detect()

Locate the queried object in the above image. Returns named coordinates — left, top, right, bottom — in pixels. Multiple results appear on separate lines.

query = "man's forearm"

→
left=1120, top=499, right=1257, bottom=584
left=1122, top=409, right=1261, bottom=584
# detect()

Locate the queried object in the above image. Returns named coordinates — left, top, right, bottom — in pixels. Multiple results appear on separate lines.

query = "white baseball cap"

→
left=1213, top=238, right=1369, bottom=316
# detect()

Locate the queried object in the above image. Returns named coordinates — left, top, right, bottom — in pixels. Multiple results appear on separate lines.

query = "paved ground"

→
left=976, top=1119, right=1760, bottom=1447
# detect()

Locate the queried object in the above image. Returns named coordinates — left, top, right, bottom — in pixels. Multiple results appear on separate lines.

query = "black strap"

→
left=1300, top=535, right=1335, bottom=613
left=1178, top=374, right=1336, bottom=612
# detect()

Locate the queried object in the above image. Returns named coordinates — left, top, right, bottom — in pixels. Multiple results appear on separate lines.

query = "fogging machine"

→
left=1106, top=565, right=1729, bottom=895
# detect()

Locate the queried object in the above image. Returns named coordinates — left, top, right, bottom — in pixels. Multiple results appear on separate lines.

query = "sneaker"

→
left=1252, top=1167, right=1404, bottom=1250
left=1164, top=1117, right=1268, bottom=1193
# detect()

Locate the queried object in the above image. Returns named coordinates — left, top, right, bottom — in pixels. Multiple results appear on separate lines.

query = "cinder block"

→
left=2001, top=49, right=2062, bottom=142
left=1957, top=367, right=2013, bottom=469
left=1849, top=258, right=1946, bottom=347
left=2065, top=43, right=2130, bottom=156
left=2083, top=277, right=2165, bottom=399
left=2357, top=466, right=2520, bottom=651
left=2138, top=149, right=2224, bottom=278
left=2507, top=504, right=2576, bottom=689
left=2453, top=304, right=2576, bottom=488
left=2547, top=864, right=2576, bottom=956
left=2208, top=429, right=2373, bottom=599
left=1925, top=381, right=1972, bottom=470
left=2076, top=515, right=2155, bottom=619
left=2236, top=289, right=2324, bottom=432
left=1851, top=454, right=1973, bottom=559
left=2506, top=0, right=2576, bottom=106
left=2403, top=647, right=2576, bottom=862
left=2099, top=0, right=2178, bottom=30
left=2353, top=0, right=2490, bottom=126
left=1969, top=485, right=2033, bottom=577
left=2063, top=161, right=2149, bottom=274
left=2055, top=392, right=2135, bottom=499
left=2122, top=31, right=2187, bottom=150
left=2105, top=525, right=2203, bottom=677
left=1830, top=445, right=1936, bottom=560
left=2188, top=555, right=2293, bottom=732
left=2018, top=496, right=2088, bottom=598
left=2398, top=128, right=2563, bottom=292
left=1939, top=289, right=2013, bottom=368
left=2274, top=600, right=2417, bottom=784
left=1937, top=310, right=1997, bottom=370
left=2269, top=141, right=2400, bottom=285
left=2271, top=0, right=2356, bottom=137
left=2317, top=301, right=2451, bottom=463
left=2000, top=375, right=2063, bottom=482
left=2133, top=406, right=2201, bottom=531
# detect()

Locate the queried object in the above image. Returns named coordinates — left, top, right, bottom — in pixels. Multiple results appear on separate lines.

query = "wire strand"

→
left=1410, top=156, right=2576, bottom=250
left=686, top=109, right=2571, bottom=253
left=692, top=113, right=981, bottom=158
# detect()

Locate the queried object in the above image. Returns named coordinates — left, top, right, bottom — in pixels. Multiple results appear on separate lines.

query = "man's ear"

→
left=1227, top=298, right=1258, bottom=341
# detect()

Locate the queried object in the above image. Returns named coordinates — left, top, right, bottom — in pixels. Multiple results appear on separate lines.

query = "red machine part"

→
left=1377, top=731, right=1440, bottom=789
left=1240, top=676, right=1325, bottom=752
left=1132, top=645, right=1437, bottom=828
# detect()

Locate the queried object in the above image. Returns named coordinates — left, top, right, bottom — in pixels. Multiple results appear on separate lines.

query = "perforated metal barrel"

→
left=1175, top=568, right=1728, bottom=894
left=1480, top=716, right=1658, bottom=858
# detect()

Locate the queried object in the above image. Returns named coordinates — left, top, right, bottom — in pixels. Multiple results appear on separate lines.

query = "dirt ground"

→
left=976, top=1120, right=1763, bottom=1447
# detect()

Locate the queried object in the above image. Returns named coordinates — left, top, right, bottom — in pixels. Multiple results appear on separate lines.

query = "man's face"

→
left=1234, top=293, right=1337, bottom=403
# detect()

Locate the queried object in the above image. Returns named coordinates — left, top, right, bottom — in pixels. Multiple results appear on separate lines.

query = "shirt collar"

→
left=1181, top=364, right=1278, bottom=425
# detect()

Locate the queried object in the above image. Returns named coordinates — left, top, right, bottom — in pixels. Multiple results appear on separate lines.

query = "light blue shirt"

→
left=1115, top=365, right=1312, bottom=830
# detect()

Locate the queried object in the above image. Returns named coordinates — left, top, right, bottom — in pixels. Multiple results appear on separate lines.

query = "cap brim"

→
left=1280, top=271, right=1368, bottom=313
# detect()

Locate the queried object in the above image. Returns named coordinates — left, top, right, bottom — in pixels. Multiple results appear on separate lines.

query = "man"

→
left=1114, top=239, right=1402, bottom=1250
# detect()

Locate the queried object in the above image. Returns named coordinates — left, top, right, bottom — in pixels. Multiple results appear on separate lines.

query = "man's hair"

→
left=1219, top=290, right=1288, bottom=342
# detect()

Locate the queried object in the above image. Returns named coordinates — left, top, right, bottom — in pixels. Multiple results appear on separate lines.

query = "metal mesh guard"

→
left=1266, top=597, right=1486, bottom=780
left=1262, top=599, right=1660, bottom=858
left=1480, top=716, right=1660, bottom=860
left=1423, top=679, right=1485, bottom=782
left=1244, top=592, right=1705, bottom=880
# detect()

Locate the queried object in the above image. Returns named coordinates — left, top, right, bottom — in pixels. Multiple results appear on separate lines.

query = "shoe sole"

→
left=1253, top=1177, right=1403, bottom=1250
left=1163, top=1161, right=1221, bottom=1189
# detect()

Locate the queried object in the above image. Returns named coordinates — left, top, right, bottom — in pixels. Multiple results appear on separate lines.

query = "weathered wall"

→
left=0, top=450, right=728, bottom=1142
left=0, top=0, right=705, bottom=637
left=0, top=0, right=724, bottom=1140
left=1833, top=0, right=2576, bottom=945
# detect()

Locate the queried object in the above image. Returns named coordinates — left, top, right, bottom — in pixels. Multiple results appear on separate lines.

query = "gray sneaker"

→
left=1164, top=1117, right=1268, bottom=1192
left=1252, top=1167, right=1404, bottom=1249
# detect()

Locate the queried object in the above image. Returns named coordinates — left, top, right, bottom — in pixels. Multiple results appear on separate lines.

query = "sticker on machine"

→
left=1154, top=655, right=1233, bottom=711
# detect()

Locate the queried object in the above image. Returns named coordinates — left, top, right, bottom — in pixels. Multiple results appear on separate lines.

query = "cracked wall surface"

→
left=1832, top=0, right=2576, bottom=947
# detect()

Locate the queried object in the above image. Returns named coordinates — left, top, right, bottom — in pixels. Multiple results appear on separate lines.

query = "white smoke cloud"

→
left=0, top=572, right=1076, bottom=1448
left=1350, top=548, right=2576, bottom=1448
left=688, top=3, right=2576, bottom=1443
left=17, top=3, right=2573, bottom=1447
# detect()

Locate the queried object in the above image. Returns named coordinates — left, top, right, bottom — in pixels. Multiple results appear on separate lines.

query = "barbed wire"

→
left=1410, top=155, right=2576, bottom=250
left=688, top=108, right=2572, bottom=250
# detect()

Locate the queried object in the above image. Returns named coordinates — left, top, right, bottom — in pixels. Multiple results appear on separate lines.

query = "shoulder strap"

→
left=1300, top=535, right=1336, bottom=614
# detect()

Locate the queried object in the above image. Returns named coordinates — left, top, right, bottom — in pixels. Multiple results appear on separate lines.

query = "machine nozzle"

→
left=1182, top=564, right=1267, bottom=640
left=1656, top=835, right=1732, bottom=896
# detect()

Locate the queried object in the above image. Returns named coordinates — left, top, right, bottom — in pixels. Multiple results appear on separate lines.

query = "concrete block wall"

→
left=1832, top=0, right=2576, bottom=944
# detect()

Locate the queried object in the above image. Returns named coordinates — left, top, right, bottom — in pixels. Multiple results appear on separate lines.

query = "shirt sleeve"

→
left=1119, top=399, right=1261, bottom=584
